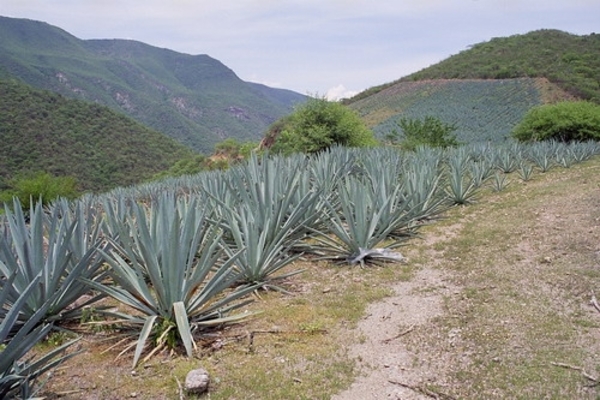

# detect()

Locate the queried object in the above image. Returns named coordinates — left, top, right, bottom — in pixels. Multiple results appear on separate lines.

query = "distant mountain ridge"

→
left=0, top=16, right=306, bottom=153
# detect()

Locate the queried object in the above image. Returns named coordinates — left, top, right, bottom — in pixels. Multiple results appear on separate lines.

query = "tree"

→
left=0, top=171, right=79, bottom=210
left=265, top=97, right=377, bottom=155
left=389, top=116, right=459, bottom=151
left=512, top=101, right=600, bottom=142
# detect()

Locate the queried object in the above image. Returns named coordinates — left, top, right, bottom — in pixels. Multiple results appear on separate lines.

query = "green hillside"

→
left=0, top=78, right=194, bottom=192
left=348, top=77, right=576, bottom=143
left=349, top=29, right=600, bottom=104
left=0, top=16, right=306, bottom=153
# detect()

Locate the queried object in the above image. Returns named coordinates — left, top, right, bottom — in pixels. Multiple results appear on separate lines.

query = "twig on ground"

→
left=550, top=362, right=600, bottom=386
left=382, top=325, right=415, bottom=344
left=388, top=379, right=456, bottom=400
left=590, top=293, right=600, bottom=314
left=175, top=376, right=185, bottom=400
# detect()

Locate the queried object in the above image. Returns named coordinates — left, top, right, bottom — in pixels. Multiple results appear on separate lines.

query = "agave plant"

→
left=444, top=148, right=478, bottom=205
left=526, top=142, right=555, bottom=173
left=1, top=273, right=81, bottom=399
left=216, top=154, right=322, bottom=287
left=517, top=162, right=535, bottom=181
left=308, top=176, right=413, bottom=267
left=88, top=195, right=259, bottom=368
left=0, top=198, right=107, bottom=327
left=399, top=152, right=447, bottom=226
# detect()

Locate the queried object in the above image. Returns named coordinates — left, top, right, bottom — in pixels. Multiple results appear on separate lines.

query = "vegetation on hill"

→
left=0, top=16, right=305, bottom=153
left=347, top=29, right=600, bottom=104
left=0, top=78, right=194, bottom=193
left=386, top=116, right=459, bottom=151
left=262, top=97, right=377, bottom=155
left=348, top=78, right=565, bottom=143
left=512, top=101, right=600, bottom=142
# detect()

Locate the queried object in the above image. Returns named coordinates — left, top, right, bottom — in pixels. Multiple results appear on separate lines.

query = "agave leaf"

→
left=173, top=302, right=194, bottom=358
left=132, top=315, right=157, bottom=369
left=93, top=193, right=258, bottom=366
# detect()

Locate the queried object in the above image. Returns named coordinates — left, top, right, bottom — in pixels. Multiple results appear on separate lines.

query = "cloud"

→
left=326, top=84, right=359, bottom=101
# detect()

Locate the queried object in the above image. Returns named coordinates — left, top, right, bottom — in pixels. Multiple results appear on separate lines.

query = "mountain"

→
left=345, top=29, right=595, bottom=143
left=0, top=16, right=306, bottom=153
left=0, top=78, right=194, bottom=193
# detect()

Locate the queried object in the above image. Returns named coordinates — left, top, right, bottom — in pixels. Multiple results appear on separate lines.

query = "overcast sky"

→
left=1, top=1, right=598, bottom=99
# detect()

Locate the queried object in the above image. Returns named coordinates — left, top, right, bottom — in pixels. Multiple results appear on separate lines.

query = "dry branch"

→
left=382, top=325, right=415, bottom=344
left=550, top=362, right=600, bottom=386
left=388, top=379, right=456, bottom=400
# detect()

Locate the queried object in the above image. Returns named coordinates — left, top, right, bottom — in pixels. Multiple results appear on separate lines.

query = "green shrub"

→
left=267, top=97, right=377, bottom=155
left=0, top=172, right=78, bottom=209
left=389, top=116, right=459, bottom=151
left=512, top=101, right=600, bottom=142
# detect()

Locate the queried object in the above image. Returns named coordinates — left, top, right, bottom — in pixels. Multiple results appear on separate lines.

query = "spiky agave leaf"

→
left=88, top=194, right=259, bottom=368
left=0, top=198, right=107, bottom=325
left=216, top=154, right=322, bottom=287
left=308, top=176, right=415, bottom=267
left=1, top=273, right=81, bottom=399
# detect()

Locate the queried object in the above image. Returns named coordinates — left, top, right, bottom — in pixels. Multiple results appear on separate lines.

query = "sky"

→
left=1, top=1, right=599, bottom=100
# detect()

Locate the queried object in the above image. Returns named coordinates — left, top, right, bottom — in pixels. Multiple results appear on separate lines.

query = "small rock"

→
left=185, top=368, right=210, bottom=395
left=322, top=287, right=331, bottom=293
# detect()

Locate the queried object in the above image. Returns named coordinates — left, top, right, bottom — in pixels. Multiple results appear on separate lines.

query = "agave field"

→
left=1, top=140, right=600, bottom=398
left=349, top=78, right=574, bottom=143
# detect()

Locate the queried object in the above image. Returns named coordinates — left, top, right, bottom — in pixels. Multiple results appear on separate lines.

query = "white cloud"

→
left=326, top=84, right=359, bottom=101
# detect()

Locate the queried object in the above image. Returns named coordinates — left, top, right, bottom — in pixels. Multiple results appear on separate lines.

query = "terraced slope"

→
left=349, top=78, right=575, bottom=143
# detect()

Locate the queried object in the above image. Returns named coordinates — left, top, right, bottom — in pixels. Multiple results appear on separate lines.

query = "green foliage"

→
left=152, top=139, right=260, bottom=180
left=393, top=116, right=459, bottom=151
left=151, top=155, right=207, bottom=180
left=268, top=97, right=377, bottom=155
left=0, top=171, right=78, bottom=209
left=0, top=79, right=194, bottom=193
left=400, top=30, right=600, bottom=103
left=512, top=101, right=600, bottom=142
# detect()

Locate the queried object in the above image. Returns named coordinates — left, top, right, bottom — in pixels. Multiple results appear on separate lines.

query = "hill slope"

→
left=348, top=77, right=576, bottom=143
left=349, top=29, right=600, bottom=104
left=0, top=16, right=306, bottom=153
left=0, top=78, right=194, bottom=192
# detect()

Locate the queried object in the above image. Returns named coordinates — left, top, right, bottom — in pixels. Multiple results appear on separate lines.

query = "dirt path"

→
left=334, top=160, right=600, bottom=399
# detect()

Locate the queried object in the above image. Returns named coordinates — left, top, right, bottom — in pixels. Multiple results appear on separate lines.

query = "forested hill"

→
left=0, top=78, right=194, bottom=192
left=347, top=29, right=600, bottom=104
left=0, top=16, right=306, bottom=153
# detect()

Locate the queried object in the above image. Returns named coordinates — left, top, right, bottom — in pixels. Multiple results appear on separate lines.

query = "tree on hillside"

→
left=512, top=101, right=600, bottom=142
left=263, top=97, right=377, bottom=155
left=387, top=116, right=459, bottom=151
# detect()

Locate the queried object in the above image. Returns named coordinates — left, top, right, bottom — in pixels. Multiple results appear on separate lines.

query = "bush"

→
left=512, top=101, right=600, bottom=142
left=389, top=116, right=459, bottom=151
left=266, top=97, right=377, bottom=155
left=0, top=171, right=79, bottom=209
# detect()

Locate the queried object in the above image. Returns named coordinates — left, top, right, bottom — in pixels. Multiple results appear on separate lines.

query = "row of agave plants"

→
left=1, top=140, right=599, bottom=397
